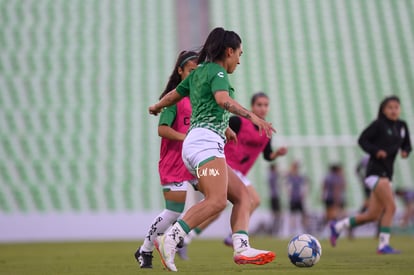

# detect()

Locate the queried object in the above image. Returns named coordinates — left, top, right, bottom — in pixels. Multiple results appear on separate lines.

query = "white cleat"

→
left=154, top=235, right=178, bottom=272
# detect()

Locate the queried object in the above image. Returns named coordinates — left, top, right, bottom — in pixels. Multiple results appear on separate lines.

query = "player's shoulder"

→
left=205, top=62, right=227, bottom=79
left=397, top=119, right=409, bottom=128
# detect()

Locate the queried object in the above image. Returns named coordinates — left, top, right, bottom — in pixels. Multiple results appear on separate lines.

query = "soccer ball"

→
left=287, top=233, right=322, bottom=267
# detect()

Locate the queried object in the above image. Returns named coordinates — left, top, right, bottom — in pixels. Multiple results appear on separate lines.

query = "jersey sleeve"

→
left=211, top=70, right=230, bottom=94
left=176, top=76, right=190, bottom=97
left=401, top=121, right=412, bottom=154
left=228, top=116, right=241, bottom=134
left=263, top=139, right=273, bottom=161
left=358, top=121, right=381, bottom=155
left=158, top=104, right=177, bottom=126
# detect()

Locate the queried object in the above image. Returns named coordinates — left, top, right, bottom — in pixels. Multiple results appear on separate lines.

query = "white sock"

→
left=166, top=221, right=188, bottom=247
left=184, top=229, right=197, bottom=246
left=378, top=232, right=390, bottom=250
left=232, top=233, right=251, bottom=253
left=141, top=209, right=181, bottom=252
left=335, top=217, right=350, bottom=233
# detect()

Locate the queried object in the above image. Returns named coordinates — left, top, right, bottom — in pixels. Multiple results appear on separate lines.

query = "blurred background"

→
left=0, top=0, right=413, bottom=242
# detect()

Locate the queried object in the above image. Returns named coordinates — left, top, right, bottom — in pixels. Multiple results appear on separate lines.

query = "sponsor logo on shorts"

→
left=196, top=164, right=220, bottom=178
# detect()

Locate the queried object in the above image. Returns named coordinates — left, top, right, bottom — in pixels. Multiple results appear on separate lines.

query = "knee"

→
left=251, top=197, right=260, bottom=211
left=206, top=196, right=227, bottom=214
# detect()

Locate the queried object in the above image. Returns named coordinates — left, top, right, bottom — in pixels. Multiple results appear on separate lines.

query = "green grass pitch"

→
left=1, top=236, right=413, bottom=274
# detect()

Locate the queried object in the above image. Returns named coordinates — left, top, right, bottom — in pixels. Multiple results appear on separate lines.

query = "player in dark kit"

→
left=329, top=95, right=412, bottom=254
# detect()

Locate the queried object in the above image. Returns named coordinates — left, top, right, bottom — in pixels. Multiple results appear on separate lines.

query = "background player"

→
left=135, top=51, right=204, bottom=268
left=223, top=92, right=287, bottom=245
left=330, top=95, right=412, bottom=254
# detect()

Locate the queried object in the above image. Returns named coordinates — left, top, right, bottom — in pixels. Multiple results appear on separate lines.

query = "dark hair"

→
left=159, top=51, right=198, bottom=100
left=330, top=163, right=342, bottom=173
left=198, top=27, right=242, bottom=64
left=251, top=92, right=269, bottom=106
left=377, top=95, right=400, bottom=119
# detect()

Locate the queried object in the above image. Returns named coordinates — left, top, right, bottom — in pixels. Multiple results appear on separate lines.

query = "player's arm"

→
left=228, top=116, right=241, bottom=134
left=400, top=122, right=412, bottom=158
left=157, top=105, right=186, bottom=141
left=263, top=140, right=288, bottom=161
left=358, top=121, right=384, bottom=158
left=158, top=125, right=186, bottom=141
left=214, top=91, right=275, bottom=137
left=149, top=89, right=182, bottom=116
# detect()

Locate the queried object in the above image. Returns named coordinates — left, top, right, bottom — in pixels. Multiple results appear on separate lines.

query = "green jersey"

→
left=176, top=62, right=234, bottom=140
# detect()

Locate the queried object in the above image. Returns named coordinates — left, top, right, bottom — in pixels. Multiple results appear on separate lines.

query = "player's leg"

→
left=178, top=187, right=220, bottom=260
left=246, top=185, right=261, bottom=214
left=223, top=170, right=252, bottom=246
left=179, top=189, right=222, bottom=260
left=155, top=157, right=228, bottom=271
left=135, top=184, right=187, bottom=268
left=372, top=178, right=399, bottom=254
left=330, top=176, right=384, bottom=247
left=226, top=166, right=275, bottom=265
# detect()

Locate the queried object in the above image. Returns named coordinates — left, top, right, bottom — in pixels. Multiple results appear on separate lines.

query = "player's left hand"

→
left=148, top=104, right=162, bottom=116
left=225, top=127, right=238, bottom=144
left=401, top=150, right=409, bottom=158
left=276, top=147, right=288, bottom=156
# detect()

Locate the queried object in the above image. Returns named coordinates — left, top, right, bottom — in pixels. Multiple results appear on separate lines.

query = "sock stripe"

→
left=234, top=230, right=248, bottom=236
left=380, top=226, right=391, bottom=233
left=177, top=219, right=191, bottom=234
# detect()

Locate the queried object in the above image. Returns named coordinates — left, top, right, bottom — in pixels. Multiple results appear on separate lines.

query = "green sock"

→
left=350, top=217, right=357, bottom=228
left=194, top=227, right=202, bottom=235
left=380, top=226, right=391, bottom=233
left=177, top=219, right=191, bottom=234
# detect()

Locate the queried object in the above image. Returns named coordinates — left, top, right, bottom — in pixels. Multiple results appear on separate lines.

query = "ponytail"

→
left=159, top=51, right=198, bottom=100
left=198, top=27, right=242, bottom=64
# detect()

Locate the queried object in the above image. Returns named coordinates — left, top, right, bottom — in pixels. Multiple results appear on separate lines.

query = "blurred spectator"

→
left=268, top=163, right=282, bottom=236
left=286, top=161, right=309, bottom=233
left=356, top=155, right=370, bottom=213
left=322, top=163, right=346, bottom=223
left=395, top=188, right=414, bottom=228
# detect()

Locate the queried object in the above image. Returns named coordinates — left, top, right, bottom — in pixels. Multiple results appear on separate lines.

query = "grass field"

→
left=1, top=236, right=414, bottom=274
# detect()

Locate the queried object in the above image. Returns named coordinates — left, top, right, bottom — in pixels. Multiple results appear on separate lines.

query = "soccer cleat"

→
left=134, top=246, right=153, bottom=268
left=177, top=245, right=189, bottom=260
left=233, top=248, right=276, bottom=265
left=377, top=245, right=401, bottom=255
left=223, top=234, right=233, bottom=247
left=329, top=220, right=340, bottom=247
left=154, top=235, right=178, bottom=272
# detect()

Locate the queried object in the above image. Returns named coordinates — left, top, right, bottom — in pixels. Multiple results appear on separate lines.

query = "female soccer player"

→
left=134, top=51, right=201, bottom=268
left=330, top=95, right=412, bottom=254
left=149, top=27, right=276, bottom=271
left=223, top=92, right=287, bottom=245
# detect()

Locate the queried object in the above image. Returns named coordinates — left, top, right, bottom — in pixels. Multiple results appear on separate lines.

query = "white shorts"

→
left=182, top=128, right=225, bottom=176
left=162, top=179, right=197, bottom=192
left=233, top=169, right=252, bottom=186
left=364, top=175, right=392, bottom=191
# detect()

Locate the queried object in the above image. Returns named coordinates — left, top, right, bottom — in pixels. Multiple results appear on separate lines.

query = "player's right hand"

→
left=376, top=150, right=387, bottom=159
left=251, top=114, right=276, bottom=138
left=149, top=104, right=162, bottom=116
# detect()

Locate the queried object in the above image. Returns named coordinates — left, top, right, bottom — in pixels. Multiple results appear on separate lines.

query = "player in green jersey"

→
left=149, top=27, right=276, bottom=271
